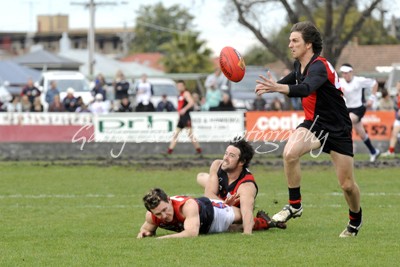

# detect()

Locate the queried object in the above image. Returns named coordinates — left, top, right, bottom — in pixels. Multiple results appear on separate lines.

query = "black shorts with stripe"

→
left=298, top=120, right=354, bottom=157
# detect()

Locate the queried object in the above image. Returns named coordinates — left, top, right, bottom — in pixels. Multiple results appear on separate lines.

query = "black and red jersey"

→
left=177, top=91, right=188, bottom=111
left=216, top=166, right=258, bottom=207
left=278, top=54, right=352, bottom=133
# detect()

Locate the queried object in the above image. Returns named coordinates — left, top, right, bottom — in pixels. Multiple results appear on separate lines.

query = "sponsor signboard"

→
left=245, top=111, right=395, bottom=141
left=0, top=113, right=93, bottom=142
left=93, top=112, right=245, bottom=142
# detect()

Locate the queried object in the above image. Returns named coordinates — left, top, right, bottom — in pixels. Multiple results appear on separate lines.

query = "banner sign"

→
left=0, top=112, right=92, bottom=125
left=245, top=111, right=395, bottom=141
left=93, top=112, right=245, bottom=142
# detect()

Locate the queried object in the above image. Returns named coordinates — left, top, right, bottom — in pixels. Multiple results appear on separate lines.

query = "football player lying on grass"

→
left=137, top=188, right=286, bottom=239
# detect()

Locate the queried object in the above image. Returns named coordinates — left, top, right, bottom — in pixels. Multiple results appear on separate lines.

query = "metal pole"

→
left=88, top=0, right=95, bottom=77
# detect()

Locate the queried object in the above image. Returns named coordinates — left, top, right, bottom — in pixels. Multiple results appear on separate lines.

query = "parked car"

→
left=130, top=77, right=179, bottom=109
left=228, top=66, right=286, bottom=110
left=37, top=71, right=92, bottom=110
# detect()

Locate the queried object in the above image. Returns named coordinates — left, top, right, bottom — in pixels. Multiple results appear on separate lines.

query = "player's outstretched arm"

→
left=237, top=183, right=257, bottom=235
left=137, top=212, right=157, bottom=239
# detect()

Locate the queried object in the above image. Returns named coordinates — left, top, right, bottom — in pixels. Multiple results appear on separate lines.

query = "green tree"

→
left=131, top=3, right=195, bottom=52
left=160, top=33, right=214, bottom=73
left=229, top=0, right=392, bottom=67
left=243, top=45, right=277, bottom=65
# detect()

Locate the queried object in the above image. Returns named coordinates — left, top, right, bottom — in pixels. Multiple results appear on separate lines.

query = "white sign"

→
left=93, top=112, right=245, bottom=142
left=190, top=112, right=245, bottom=142
left=0, top=112, right=93, bottom=125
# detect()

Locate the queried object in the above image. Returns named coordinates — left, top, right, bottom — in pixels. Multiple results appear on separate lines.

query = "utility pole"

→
left=117, top=22, right=135, bottom=57
left=70, top=1, right=127, bottom=78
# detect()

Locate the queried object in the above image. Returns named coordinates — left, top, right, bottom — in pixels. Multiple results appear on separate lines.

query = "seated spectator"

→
left=7, top=96, right=22, bottom=112
left=378, top=88, right=395, bottom=111
left=91, top=79, right=107, bottom=101
left=21, top=95, right=32, bottom=112
left=216, top=93, right=235, bottom=111
left=63, top=87, right=78, bottom=112
left=75, top=102, right=91, bottom=113
left=49, top=94, right=65, bottom=112
left=117, top=97, right=133, bottom=112
left=156, top=94, right=176, bottom=112
left=89, top=93, right=109, bottom=114
left=253, top=95, right=266, bottom=111
left=136, top=102, right=155, bottom=112
left=270, top=97, right=283, bottom=111
left=31, top=96, right=43, bottom=112
left=21, top=78, right=40, bottom=105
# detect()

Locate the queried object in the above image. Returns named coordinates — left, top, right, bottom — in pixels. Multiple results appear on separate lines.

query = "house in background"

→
left=120, top=52, right=165, bottom=72
left=58, top=49, right=164, bottom=80
left=12, top=49, right=82, bottom=71
left=0, top=14, right=130, bottom=58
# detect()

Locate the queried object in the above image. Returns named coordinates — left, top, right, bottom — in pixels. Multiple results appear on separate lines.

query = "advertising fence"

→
left=0, top=111, right=395, bottom=143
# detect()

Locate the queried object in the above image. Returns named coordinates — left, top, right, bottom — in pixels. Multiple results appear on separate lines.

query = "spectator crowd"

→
left=0, top=69, right=398, bottom=115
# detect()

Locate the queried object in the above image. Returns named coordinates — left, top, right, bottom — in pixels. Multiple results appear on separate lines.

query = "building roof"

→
left=0, top=60, right=41, bottom=84
left=120, top=52, right=165, bottom=71
left=12, top=49, right=81, bottom=71
left=58, top=49, right=164, bottom=78
left=336, top=44, right=400, bottom=79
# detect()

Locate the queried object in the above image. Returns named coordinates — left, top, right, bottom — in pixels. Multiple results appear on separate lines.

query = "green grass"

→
left=0, top=161, right=399, bottom=266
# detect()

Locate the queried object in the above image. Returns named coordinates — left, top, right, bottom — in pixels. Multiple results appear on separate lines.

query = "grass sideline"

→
left=1, top=161, right=399, bottom=266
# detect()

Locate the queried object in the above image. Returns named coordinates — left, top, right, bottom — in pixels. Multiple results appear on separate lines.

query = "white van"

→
left=38, top=71, right=92, bottom=110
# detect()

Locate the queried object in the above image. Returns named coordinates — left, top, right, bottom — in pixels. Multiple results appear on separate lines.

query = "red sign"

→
left=245, top=111, right=395, bottom=141
left=0, top=125, right=94, bottom=143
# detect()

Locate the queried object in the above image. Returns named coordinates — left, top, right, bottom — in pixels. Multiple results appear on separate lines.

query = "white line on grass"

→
left=0, top=194, right=130, bottom=199
left=328, top=192, right=400, bottom=196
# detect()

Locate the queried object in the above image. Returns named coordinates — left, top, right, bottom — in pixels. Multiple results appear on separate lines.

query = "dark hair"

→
left=381, top=88, right=388, bottom=98
left=291, top=21, right=323, bottom=54
left=229, top=137, right=254, bottom=168
left=143, top=188, right=169, bottom=211
left=176, top=80, right=185, bottom=85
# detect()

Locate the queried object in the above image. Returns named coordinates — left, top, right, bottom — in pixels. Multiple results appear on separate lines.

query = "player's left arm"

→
left=157, top=199, right=200, bottom=239
left=237, top=182, right=257, bottom=235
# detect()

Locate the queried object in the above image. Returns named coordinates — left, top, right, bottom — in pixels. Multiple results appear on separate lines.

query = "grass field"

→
left=1, top=159, right=399, bottom=266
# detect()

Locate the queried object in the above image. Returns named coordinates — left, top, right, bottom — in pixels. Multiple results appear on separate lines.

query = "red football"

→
left=219, top=46, right=246, bottom=82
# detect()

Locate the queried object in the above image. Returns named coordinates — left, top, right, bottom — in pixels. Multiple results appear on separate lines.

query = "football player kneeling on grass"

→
left=137, top=188, right=286, bottom=239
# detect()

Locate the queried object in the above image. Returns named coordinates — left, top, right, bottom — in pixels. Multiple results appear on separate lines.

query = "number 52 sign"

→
left=359, top=111, right=395, bottom=141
